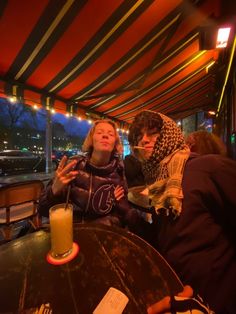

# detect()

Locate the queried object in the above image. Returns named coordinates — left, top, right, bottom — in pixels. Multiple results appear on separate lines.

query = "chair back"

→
left=0, top=180, right=44, bottom=239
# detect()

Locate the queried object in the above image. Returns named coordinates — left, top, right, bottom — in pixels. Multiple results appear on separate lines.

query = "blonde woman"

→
left=38, top=119, right=139, bottom=227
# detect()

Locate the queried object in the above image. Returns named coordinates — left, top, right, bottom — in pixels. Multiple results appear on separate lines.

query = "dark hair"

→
left=128, top=111, right=163, bottom=146
left=185, top=130, right=227, bottom=156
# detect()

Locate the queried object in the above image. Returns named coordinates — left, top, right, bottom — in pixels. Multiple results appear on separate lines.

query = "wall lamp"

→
left=216, top=27, right=231, bottom=48
left=199, top=24, right=234, bottom=50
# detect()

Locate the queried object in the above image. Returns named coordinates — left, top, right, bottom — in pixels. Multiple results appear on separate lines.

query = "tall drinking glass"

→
left=49, top=203, right=73, bottom=259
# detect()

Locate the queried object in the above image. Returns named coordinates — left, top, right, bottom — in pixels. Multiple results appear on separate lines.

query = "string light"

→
left=208, top=110, right=216, bottom=116
left=5, top=95, right=129, bottom=132
left=8, top=96, right=17, bottom=103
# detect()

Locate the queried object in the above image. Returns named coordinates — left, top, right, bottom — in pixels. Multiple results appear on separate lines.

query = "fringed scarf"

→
left=142, top=112, right=190, bottom=217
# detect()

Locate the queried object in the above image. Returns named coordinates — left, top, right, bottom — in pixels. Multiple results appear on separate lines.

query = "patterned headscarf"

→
left=129, top=111, right=190, bottom=217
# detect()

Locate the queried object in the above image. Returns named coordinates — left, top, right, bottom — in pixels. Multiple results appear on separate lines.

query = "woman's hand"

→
left=114, top=185, right=125, bottom=201
left=147, top=285, right=193, bottom=314
left=52, top=156, right=79, bottom=196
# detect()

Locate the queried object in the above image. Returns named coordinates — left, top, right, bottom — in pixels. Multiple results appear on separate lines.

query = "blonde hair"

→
left=82, top=119, right=123, bottom=155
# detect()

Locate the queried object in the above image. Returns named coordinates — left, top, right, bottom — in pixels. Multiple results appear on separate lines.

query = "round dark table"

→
left=0, top=223, right=183, bottom=313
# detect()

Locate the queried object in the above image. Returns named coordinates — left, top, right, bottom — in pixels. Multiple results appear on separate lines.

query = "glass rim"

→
left=49, top=203, right=73, bottom=212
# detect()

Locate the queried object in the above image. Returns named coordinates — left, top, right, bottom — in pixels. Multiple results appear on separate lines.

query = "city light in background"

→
left=0, top=97, right=130, bottom=155
left=0, top=97, right=214, bottom=157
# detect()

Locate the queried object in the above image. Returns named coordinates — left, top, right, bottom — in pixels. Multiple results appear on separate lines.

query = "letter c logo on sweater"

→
left=92, top=184, right=115, bottom=214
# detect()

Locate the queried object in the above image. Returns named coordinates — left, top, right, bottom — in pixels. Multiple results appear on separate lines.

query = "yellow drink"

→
left=49, top=204, right=73, bottom=258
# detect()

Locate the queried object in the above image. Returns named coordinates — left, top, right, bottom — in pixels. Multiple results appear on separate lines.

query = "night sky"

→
left=0, top=97, right=91, bottom=137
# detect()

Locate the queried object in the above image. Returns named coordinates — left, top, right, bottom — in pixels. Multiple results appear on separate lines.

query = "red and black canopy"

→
left=0, top=0, right=235, bottom=126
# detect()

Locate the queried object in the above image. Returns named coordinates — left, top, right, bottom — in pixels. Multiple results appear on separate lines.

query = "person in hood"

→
left=128, top=110, right=236, bottom=314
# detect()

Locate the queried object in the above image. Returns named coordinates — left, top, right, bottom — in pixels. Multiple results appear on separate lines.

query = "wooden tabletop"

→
left=0, top=223, right=183, bottom=313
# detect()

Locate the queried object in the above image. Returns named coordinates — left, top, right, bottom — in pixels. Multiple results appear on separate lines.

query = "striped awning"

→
left=0, top=0, right=235, bottom=127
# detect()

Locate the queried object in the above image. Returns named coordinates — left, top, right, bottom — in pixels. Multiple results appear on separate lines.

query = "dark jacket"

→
left=123, top=154, right=145, bottom=188
left=38, top=154, right=140, bottom=227
left=149, top=153, right=236, bottom=313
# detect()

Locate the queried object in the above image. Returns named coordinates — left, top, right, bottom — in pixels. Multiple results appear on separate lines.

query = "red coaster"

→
left=46, top=242, right=79, bottom=265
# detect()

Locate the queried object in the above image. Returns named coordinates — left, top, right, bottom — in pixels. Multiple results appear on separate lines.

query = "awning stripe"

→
left=73, top=12, right=182, bottom=100
left=103, top=50, right=206, bottom=114
left=117, top=61, right=213, bottom=120
left=46, top=0, right=153, bottom=93
left=88, top=31, right=199, bottom=109
left=5, top=0, right=85, bottom=81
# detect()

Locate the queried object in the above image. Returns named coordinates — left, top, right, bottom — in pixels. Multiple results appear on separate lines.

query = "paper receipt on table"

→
left=93, top=287, right=129, bottom=314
